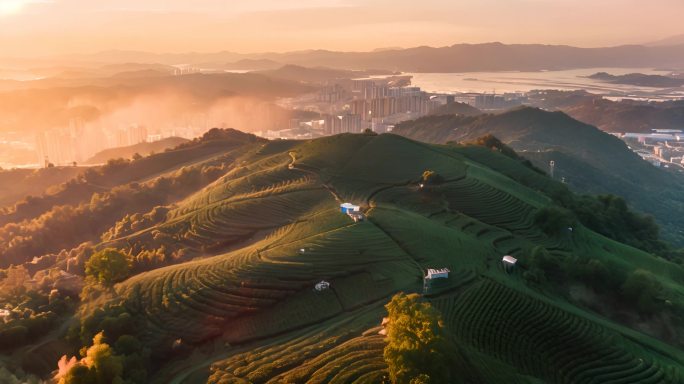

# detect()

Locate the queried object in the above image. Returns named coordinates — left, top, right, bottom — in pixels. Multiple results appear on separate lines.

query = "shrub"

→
left=85, top=249, right=131, bottom=287
left=469, top=134, right=519, bottom=159
left=533, top=206, right=576, bottom=236
left=528, top=246, right=565, bottom=282
left=59, top=332, right=125, bottom=384
left=421, top=170, right=444, bottom=185
left=621, top=269, right=663, bottom=315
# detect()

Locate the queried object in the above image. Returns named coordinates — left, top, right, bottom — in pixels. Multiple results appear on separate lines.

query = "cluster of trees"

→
left=468, top=134, right=519, bottom=159
left=0, top=162, right=227, bottom=268
left=534, top=192, right=669, bottom=258
left=465, top=134, right=545, bottom=174
left=174, top=128, right=261, bottom=151
left=57, top=331, right=149, bottom=384
left=102, top=208, right=196, bottom=274
left=552, top=193, right=668, bottom=255
left=101, top=206, right=169, bottom=242
left=533, top=206, right=577, bottom=236
left=523, top=246, right=668, bottom=316
left=0, top=180, right=97, bottom=227
left=0, top=157, right=142, bottom=227
left=59, top=246, right=191, bottom=382
left=127, top=244, right=189, bottom=275
left=1, top=127, right=243, bottom=228
left=459, top=134, right=672, bottom=258
left=60, top=303, right=151, bottom=384
left=383, top=293, right=473, bottom=384
left=0, top=267, right=75, bottom=350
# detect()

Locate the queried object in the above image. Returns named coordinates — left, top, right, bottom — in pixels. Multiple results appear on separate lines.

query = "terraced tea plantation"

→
left=88, top=133, right=684, bottom=383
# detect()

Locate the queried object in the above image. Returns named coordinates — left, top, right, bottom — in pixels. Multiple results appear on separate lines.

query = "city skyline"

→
left=0, top=0, right=683, bottom=57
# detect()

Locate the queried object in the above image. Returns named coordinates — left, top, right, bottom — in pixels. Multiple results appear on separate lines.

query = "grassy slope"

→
left=0, top=130, right=263, bottom=227
left=92, top=133, right=684, bottom=383
left=392, top=107, right=684, bottom=245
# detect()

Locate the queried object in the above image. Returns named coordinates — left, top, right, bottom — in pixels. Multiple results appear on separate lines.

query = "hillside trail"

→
left=287, top=150, right=479, bottom=290
left=288, top=151, right=343, bottom=202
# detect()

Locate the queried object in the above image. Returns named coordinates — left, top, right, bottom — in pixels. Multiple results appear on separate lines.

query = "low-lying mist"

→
left=0, top=73, right=312, bottom=166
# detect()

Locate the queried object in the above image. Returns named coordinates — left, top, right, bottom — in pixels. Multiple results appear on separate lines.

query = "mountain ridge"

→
left=9, top=42, right=684, bottom=72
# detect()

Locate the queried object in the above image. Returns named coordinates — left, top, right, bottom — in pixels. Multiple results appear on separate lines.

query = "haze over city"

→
left=1, top=0, right=684, bottom=56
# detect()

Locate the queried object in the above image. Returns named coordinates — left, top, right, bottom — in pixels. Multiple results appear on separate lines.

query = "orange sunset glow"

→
left=1, top=0, right=683, bottom=56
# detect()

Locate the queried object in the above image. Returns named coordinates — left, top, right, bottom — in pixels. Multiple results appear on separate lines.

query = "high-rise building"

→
left=340, top=114, right=362, bottom=134
left=323, top=113, right=362, bottom=134
left=127, top=124, right=148, bottom=145
left=323, top=114, right=341, bottom=135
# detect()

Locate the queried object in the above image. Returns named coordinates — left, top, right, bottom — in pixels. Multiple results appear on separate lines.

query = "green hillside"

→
left=85, top=137, right=190, bottom=164
left=2, top=131, right=684, bottom=383
left=0, top=129, right=264, bottom=268
left=392, top=107, right=684, bottom=246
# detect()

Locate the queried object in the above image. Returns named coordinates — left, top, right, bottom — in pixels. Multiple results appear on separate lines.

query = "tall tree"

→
left=383, top=293, right=456, bottom=384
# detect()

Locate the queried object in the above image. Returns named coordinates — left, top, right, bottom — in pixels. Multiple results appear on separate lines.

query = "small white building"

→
left=315, top=281, right=331, bottom=291
left=426, top=268, right=450, bottom=280
left=502, top=255, right=517, bottom=272
left=340, top=203, right=361, bottom=214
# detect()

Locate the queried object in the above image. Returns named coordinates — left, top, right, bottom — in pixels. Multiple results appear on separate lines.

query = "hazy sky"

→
left=0, top=0, right=683, bottom=56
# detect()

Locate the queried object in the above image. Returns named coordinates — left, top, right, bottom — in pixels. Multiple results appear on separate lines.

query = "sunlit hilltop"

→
left=0, top=1, right=684, bottom=383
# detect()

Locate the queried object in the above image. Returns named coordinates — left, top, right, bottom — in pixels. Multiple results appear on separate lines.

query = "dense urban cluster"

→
left=261, top=77, right=526, bottom=140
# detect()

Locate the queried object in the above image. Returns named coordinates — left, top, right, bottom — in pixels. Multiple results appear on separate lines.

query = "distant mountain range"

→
left=222, top=59, right=282, bottom=71
left=254, top=43, right=684, bottom=72
left=589, top=72, right=684, bottom=88
left=9, top=42, right=684, bottom=73
left=251, top=65, right=395, bottom=84
left=647, top=34, right=684, bottom=47
left=523, top=90, right=684, bottom=134
left=563, top=98, right=684, bottom=133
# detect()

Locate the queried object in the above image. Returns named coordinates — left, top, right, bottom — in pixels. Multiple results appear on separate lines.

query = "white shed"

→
left=340, top=203, right=361, bottom=214
left=502, top=255, right=517, bottom=272
left=315, top=281, right=331, bottom=291
left=426, top=268, right=450, bottom=280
